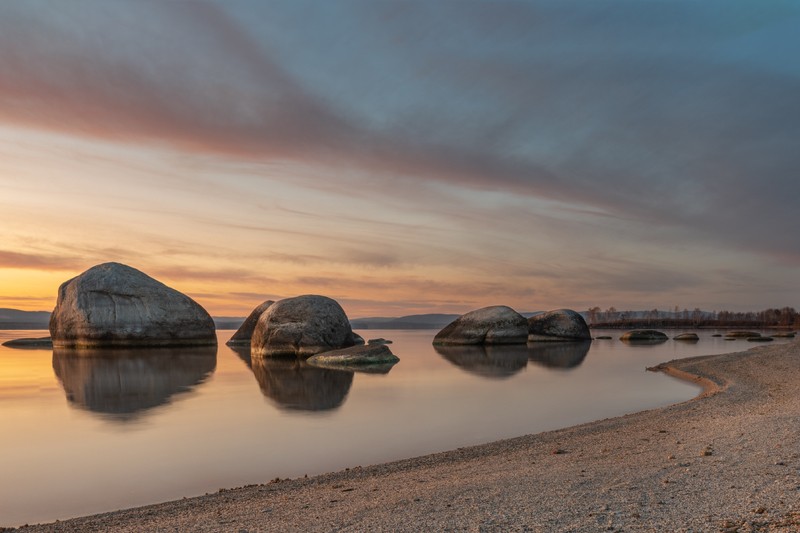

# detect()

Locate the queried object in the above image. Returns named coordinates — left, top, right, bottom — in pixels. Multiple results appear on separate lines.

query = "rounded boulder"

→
left=250, top=295, right=355, bottom=358
left=49, top=262, right=216, bottom=348
left=433, top=305, right=528, bottom=345
left=528, top=309, right=591, bottom=342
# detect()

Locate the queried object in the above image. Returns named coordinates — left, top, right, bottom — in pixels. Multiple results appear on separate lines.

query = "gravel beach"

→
left=11, top=340, right=800, bottom=532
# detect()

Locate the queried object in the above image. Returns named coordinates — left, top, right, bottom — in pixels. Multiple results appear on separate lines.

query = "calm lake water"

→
left=0, top=328, right=790, bottom=526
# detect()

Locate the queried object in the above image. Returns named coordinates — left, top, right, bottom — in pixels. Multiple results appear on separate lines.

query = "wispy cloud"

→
left=0, top=250, right=83, bottom=271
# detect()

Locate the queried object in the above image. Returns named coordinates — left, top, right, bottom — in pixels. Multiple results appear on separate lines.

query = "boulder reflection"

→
left=527, top=341, right=591, bottom=369
left=251, top=357, right=353, bottom=411
left=52, top=345, right=217, bottom=421
left=434, top=344, right=528, bottom=379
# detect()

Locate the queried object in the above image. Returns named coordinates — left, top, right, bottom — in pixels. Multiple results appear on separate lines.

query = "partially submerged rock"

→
left=433, top=306, right=528, bottom=345
left=2, top=336, right=53, bottom=348
left=528, top=309, right=591, bottom=342
left=673, top=333, right=699, bottom=341
left=306, top=344, right=399, bottom=368
left=725, top=331, right=761, bottom=338
left=251, top=295, right=356, bottom=358
left=770, top=332, right=795, bottom=338
left=367, top=338, right=392, bottom=345
left=594, top=336, right=613, bottom=340
left=226, top=300, right=274, bottom=346
left=49, top=262, right=216, bottom=348
left=620, top=330, right=668, bottom=343
left=748, top=336, right=774, bottom=342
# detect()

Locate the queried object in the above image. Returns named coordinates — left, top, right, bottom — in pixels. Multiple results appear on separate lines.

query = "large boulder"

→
left=432, top=305, right=528, bottom=345
left=250, top=295, right=356, bottom=358
left=528, top=309, right=591, bottom=342
left=49, top=262, right=216, bottom=348
left=226, top=300, right=275, bottom=346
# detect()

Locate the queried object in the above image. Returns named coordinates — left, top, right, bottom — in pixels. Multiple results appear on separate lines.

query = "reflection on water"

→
left=528, top=341, right=591, bottom=369
left=620, top=338, right=669, bottom=346
left=434, top=344, right=529, bottom=379
left=251, top=357, right=353, bottom=411
left=52, top=346, right=217, bottom=420
left=229, top=345, right=253, bottom=368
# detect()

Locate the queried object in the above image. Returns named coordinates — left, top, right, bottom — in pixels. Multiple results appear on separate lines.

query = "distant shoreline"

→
left=15, top=340, right=800, bottom=531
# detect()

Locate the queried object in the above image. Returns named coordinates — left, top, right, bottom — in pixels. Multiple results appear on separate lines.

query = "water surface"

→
left=0, top=328, right=787, bottom=526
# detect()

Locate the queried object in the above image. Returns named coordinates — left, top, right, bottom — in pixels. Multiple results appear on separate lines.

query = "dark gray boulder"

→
left=673, top=333, right=699, bottom=341
left=226, top=300, right=275, bottom=346
left=433, top=305, right=528, bottom=345
left=528, top=309, right=591, bottom=342
left=49, top=262, right=216, bottom=348
left=250, top=295, right=355, bottom=358
left=620, top=330, right=668, bottom=343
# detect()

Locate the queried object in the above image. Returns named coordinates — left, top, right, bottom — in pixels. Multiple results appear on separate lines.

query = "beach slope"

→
left=16, top=341, right=800, bottom=532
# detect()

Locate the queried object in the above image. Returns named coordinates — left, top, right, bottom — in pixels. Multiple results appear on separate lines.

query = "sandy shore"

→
left=13, top=340, right=800, bottom=532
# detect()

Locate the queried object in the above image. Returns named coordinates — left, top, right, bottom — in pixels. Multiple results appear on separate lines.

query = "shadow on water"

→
left=52, top=345, right=217, bottom=421
left=250, top=357, right=354, bottom=412
left=434, top=344, right=529, bottom=379
left=229, top=345, right=252, bottom=368
left=527, top=341, right=591, bottom=370
left=619, top=338, right=669, bottom=347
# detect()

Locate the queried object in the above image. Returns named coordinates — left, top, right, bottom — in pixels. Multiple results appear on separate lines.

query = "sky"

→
left=0, top=0, right=798, bottom=318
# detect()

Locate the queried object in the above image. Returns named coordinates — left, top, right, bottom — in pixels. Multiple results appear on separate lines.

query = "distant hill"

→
left=0, top=308, right=51, bottom=329
left=350, top=313, right=459, bottom=330
left=213, top=317, right=246, bottom=330
left=351, top=311, right=542, bottom=330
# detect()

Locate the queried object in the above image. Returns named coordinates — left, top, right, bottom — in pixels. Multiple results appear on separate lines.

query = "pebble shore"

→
left=12, top=340, right=800, bottom=532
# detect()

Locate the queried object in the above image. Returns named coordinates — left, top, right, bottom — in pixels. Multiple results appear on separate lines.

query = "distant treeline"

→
left=588, top=306, right=799, bottom=329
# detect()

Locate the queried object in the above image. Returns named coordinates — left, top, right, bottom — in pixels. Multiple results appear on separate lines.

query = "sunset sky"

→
left=1, top=1, right=798, bottom=317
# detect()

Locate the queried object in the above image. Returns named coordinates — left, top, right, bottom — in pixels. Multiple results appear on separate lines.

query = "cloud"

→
left=0, top=1, right=798, bottom=272
left=0, top=250, right=84, bottom=271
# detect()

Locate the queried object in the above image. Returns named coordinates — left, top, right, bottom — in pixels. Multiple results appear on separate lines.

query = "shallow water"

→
left=0, top=328, right=790, bottom=526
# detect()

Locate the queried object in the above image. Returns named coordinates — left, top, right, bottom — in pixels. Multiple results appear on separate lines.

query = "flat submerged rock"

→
left=2, top=336, right=53, bottom=348
left=306, top=344, right=399, bottom=370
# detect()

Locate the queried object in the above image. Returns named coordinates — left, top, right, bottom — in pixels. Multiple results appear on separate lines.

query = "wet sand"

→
left=13, top=340, right=800, bottom=532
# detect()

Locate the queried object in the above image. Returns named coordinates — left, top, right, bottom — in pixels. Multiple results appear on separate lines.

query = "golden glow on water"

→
left=4, top=329, right=773, bottom=526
